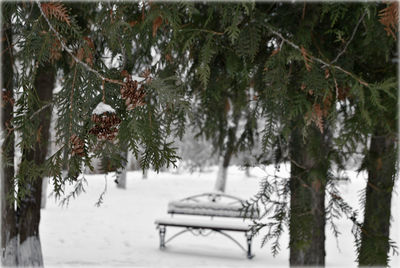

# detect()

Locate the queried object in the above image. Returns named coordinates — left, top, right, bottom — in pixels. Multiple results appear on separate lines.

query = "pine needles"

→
left=379, top=2, right=399, bottom=40
left=40, top=2, right=71, bottom=26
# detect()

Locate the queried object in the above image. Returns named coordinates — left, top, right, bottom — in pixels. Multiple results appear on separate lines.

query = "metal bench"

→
left=154, top=192, right=259, bottom=259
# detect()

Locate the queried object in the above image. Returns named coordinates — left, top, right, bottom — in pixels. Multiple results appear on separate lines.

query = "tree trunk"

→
left=116, top=151, right=128, bottom=189
left=214, top=156, right=229, bottom=192
left=245, top=166, right=250, bottom=177
left=358, top=132, right=397, bottom=266
left=289, top=124, right=330, bottom=266
left=214, top=113, right=238, bottom=193
left=214, top=125, right=237, bottom=192
left=1, top=12, right=18, bottom=266
left=40, top=178, right=48, bottom=209
left=17, top=63, right=55, bottom=266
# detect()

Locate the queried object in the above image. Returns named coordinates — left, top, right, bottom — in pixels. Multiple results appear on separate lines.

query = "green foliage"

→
left=236, top=23, right=261, bottom=61
left=6, top=2, right=188, bottom=203
left=3, top=2, right=398, bottom=261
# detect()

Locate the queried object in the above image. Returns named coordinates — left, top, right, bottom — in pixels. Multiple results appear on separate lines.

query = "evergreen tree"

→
left=140, top=3, right=260, bottom=192
left=1, top=3, right=17, bottom=265
left=1, top=2, right=397, bottom=266
left=17, top=62, right=55, bottom=266
left=347, top=3, right=398, bottom=265
left=1, top=2, right=188, bottom=265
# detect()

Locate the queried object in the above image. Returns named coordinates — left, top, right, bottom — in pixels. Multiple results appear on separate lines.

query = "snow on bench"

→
left=154, top=217, right=252, bottom=232
left=154, top=192, right=259, bottom=259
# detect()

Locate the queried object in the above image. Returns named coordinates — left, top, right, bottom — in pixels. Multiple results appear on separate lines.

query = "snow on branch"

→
left=92, top=102, right=116, bottom=115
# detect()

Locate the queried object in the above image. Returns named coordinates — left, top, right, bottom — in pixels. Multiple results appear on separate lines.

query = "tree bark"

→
left=289, top=124, right=330, bottom=266
left=1, top=11, right=18, bottom=266
left=17, top=63, right=55, bottom=266
left=214, top=156, right=229, bottom=192
left=40, top=178, right=48, bottom=209
left=245, top=166, right=250, bottom=177
left=142, top=169, right=148, bottom=179
left=116, top=151, right=128, bottom=189
left=214, top=125, right=237, bottom=192
left=358, top=132, right=397, bottom=266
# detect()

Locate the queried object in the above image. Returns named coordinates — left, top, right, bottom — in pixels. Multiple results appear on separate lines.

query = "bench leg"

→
left=159, top=226, right=166, bottom=249
left=246, top=232, right=254, bottom=259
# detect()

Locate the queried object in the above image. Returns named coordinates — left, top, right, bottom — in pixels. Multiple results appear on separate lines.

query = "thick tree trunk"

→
left=289, top=124, right=330, bottom=266
left=17, top=63, right=55, bottom=266
left=1, top=13, right=18, bottom=266
left=358, top=132, right=397, bottom=266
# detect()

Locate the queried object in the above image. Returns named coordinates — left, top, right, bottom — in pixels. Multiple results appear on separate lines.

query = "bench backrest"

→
left=167, top=192, right=259, bottom=219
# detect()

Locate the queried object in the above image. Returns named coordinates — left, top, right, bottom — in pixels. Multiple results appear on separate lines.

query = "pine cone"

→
left=69, top=134, right=85, bottom=156
left=89, top=111, right=120, bottom=141
left=120, top=77, right=146, bottom=111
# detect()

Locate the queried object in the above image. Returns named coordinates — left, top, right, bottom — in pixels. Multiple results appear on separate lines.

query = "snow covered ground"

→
left=40, top=165, right=399, bottom=267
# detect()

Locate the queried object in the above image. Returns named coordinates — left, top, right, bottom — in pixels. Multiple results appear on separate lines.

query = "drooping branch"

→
left=265, top=25, right=369, bottom=87
left=36, top=1, right=125, bottom=86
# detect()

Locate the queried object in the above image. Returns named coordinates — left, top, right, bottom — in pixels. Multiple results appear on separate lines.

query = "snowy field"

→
left=40, top=165, right=399, bottom=267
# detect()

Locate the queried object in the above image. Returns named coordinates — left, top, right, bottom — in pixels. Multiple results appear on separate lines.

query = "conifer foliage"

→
left=0, top=1, right=397, bottom=266
left=1, top=2, right=188, bottom=265
left=142, top=2, right=397, bottom=265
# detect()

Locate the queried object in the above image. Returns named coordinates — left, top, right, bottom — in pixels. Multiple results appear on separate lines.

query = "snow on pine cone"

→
left=120, top=76, right=146, bottom=111
left=89, top=102, right=121, bottom=141
left=69, top=134, right=85, bottom=156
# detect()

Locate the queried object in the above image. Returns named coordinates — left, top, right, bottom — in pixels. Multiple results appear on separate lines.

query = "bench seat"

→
left=155, top=192, right=258, bottom=259
left=155, top=217, right=252, bottom=232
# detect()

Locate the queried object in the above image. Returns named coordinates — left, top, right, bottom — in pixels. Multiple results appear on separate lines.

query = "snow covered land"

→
left=40, top=165, right=399, bottom=267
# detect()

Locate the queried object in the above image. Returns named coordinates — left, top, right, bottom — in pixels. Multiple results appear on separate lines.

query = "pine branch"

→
left=265, top=25, right=369, bottom=87
left=36, top=1, right=125, bottom=86
left=379, top=2, right=399, bottom=40
left=300, top=45, right=312, bottom=71
left=95, top=174, right=108, bottom=207
left=330, top=10, right=367, bottom=64
left=40, top=2, right=71, bottom=26
left=59, top=176, right=88, bottom=207
left=152, top=16, right=163, bottom=37
left=68, top=65, right=77, bottom=133
left=29, top=102, right=52, bottom=120
left=181, top=28, right=224, bottom=35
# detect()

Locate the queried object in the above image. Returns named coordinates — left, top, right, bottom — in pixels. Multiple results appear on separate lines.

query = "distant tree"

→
left=175, top=126, right=217, bottom=173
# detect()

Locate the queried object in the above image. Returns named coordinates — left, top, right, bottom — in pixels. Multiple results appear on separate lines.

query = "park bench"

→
left=154, top=192, right=259, bottom=259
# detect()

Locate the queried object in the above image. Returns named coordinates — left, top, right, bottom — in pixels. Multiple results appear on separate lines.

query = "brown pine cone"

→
left=69, top=134, right=85, bottom=156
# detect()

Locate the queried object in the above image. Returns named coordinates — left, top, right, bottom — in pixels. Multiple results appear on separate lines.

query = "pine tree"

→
left=140, top=3, right=345, bottom=265
left=353, top=3, right=398, bottom=265
left=1, top=2, right=188, bottom=264
left=1, top=3, right=18, bottom=265
left=1, top=2, right=397, bottom=266
left=17, top=62, right=55, bottom=266
left=140, top=3, right=260, bottom=192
